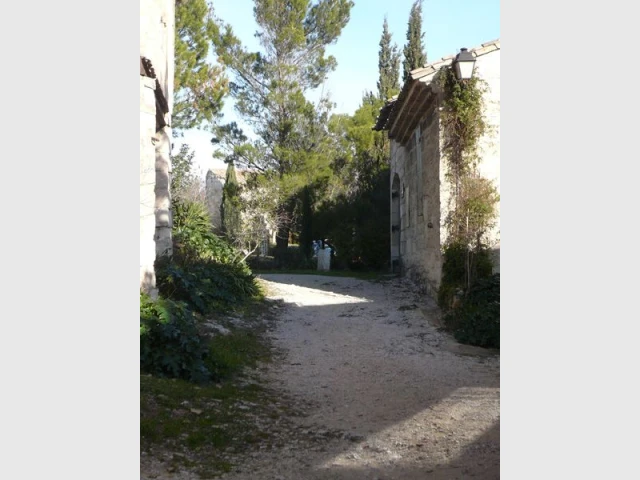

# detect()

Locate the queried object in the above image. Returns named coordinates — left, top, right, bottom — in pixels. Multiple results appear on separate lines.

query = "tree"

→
left=221, top=161, right=242, bottom=244
left=312, top=14, right=407, bottom=269
left=402, top=0, right=427, bottom=83
left=377, top=17, right=401, bottom=101
left=299, top=185, right=313, bottom=260
left=173, top=0, right=229, bottom=133
left=171, top=144, right=206, bottom=203
left=214, top=0, right=354, bottom=262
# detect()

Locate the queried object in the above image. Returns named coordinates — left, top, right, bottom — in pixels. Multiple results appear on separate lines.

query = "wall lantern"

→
left=453, top=48, right=476, bottom=81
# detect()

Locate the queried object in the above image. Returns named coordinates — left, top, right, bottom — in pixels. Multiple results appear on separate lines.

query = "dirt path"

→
left=218, top=274, right=500, bottom=480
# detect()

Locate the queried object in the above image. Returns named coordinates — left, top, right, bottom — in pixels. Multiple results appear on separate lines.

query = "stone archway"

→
left=391, top=173, right=401, bottom=273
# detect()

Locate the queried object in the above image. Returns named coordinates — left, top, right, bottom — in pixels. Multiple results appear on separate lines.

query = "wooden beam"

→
left=395, top=86, right=435, bottom=145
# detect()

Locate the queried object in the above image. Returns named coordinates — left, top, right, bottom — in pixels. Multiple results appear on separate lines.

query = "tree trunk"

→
left=275, top=200, right=293, bottom=267
left=300, top=186, right=313, bottom=261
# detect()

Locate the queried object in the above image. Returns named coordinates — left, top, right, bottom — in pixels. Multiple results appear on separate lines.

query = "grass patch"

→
left=141, top=310, right=281, bottom=478
left=207, top=328, right=271, bottom=379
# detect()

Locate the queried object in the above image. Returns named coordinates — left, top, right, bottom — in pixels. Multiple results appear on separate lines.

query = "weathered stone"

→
left=386, top=43, right=500, bottom=298
left=140, top=0, right=174, bottom=294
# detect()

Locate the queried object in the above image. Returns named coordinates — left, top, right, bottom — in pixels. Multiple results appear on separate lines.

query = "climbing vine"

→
left=436, top=65, right=499, bottom=291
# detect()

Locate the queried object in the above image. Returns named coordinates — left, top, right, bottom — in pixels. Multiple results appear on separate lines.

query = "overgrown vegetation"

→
left=142, top=132, right=261, bottom=384
left=443, top=274, right=500, bottom=348
left=140, top=299, right=282, bottom=478
left=140, top=292, right=211, bottom=383
left=436, top=65, right=500, bottom=349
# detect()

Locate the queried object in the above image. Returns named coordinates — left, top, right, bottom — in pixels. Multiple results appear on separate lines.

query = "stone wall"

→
left=389, top=98, right=444, bottom=298
left=140, top=77, right=158, bottom=294
left=140, top=0, right=174, bottom=293
left=389, top=46, right=500, bottom=297
left=205, top=170, right=225, bottom=231
left=140, top=0, right=174, bottom=106
left=474, top=49, right=501, bottom=273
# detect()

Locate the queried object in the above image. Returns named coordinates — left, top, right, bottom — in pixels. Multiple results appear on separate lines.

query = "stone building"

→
left=140, top=0, right=175, bottom=295
left=374, top=39, right=500, bottom=297
left=206, top=168, right=275, bottom=255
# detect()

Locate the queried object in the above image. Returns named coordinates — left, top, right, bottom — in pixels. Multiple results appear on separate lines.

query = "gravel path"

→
left=219, top=274, right=500, bottom=480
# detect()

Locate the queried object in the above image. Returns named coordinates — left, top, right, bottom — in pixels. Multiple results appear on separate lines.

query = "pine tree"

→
left=402, top=0, right=427, bottom=83
left=214, top=0, right=354, bottom=262
left=173, top=0, right=228, bottom=132
left=377, top=17, right=401, bottom=101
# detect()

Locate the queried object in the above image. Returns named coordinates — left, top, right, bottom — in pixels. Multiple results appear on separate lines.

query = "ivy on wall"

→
left=436, top=65, right=499, bottom=290
left=435, top=64, right=501, bottom=349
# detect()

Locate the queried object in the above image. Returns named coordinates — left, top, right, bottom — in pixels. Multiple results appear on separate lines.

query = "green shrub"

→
left=267, top=245, right=315, bottom=270
left=246, top=255, right=276, bottom=271
left=437, top=243, right=493, bottom=309
left=157, top=198, right=259, bottom=314
left=313, top=169, right=390, bottom=272
left=140, top=292, right=211, bottom=383
left=141, top=199, right=263, bottom=384
left=155, top=258, right=259, bottom=315
left=443, top=274, right=500, bottom=349
left=172, top=199, right=247, bottom=270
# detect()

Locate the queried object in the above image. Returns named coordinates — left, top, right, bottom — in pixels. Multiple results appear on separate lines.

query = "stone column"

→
left=140, top=76, right=158, bottom=296
left=154, top=125, right=172, bottom=258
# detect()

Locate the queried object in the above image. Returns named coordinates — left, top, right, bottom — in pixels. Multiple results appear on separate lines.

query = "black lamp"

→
left=453, top=48, right=476, bottom=81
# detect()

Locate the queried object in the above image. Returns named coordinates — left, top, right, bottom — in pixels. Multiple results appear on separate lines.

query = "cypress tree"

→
left=221, top=161, right=242, bottom=244
left=377, top=17, right=401, bottom=101
left=402, top=0, right=427, bottom=83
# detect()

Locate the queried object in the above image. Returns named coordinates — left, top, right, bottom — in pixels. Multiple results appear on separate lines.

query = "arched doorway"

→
left=391, top=173, right=401, bottom=272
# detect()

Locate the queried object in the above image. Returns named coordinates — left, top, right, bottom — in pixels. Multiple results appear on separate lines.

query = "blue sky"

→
left=177, top=0, right=500, bottom=176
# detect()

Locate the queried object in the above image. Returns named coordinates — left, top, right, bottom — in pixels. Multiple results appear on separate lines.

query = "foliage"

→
left=155, top=259, right=259, bottom=315
left=265, top=245, right=315, bottom=270
left=143, top=194, right=261, bottom=383
left=171, top=198, right=245, bottom=267
left=314, top=166, right=390, bottom=271
left=174, top=0, right=228, bottom=132
left=213, top=0, right=354, bottom=259
left=155, top=198, right=259, bottom=315
left=443, top=274, right=500, bottom=348
left=433, top=65, right=500, bottom=349
left=140, top=292, right=211, bottom=383
left=237, top=173, right=281, bottom=257
left=377, top=17, right=401, bottom=101
left=438, top=66, right=488, bottom=179
left=304, top=14, right=402, bottom=272
left=142, top=190, right=262, bottom=384
left=171, top=143, right=205, bottom=203
left=299, top=186, right=314, bottom=260
left=140, top=307, right=276, bottom=478
left=444, top=173, right=500, bottom=254
left=437, top=242, right=493, bottom=308
left=436, top=65, right=499, bottom=290
left=221, top=162, right=242, bottom=244
left=402, top=0, right=427, bottom=82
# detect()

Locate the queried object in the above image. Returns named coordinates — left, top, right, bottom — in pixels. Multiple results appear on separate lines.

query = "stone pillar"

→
left=140, top=76, right=158, bottom=296
left=154, top=125, right=172, bottom=258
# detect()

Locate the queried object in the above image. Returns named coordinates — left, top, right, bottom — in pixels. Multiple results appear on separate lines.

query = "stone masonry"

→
left=205, top=169, right=226, bottom=231
left=140, top=0, right=175, bottom=294
left=376, top=40, right=500, bottom=298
